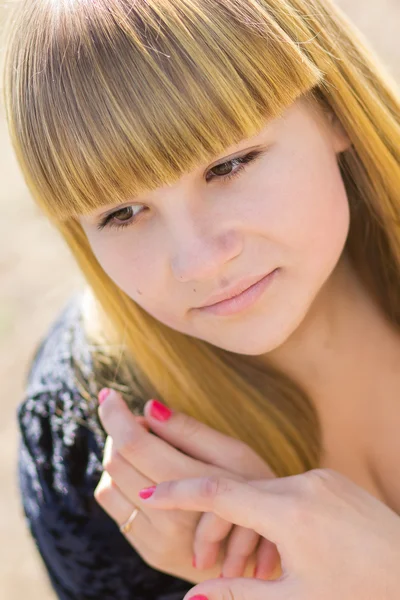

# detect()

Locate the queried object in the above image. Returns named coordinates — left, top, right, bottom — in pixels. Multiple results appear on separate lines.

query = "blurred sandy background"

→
left=0, top=1, right=399, bottom=598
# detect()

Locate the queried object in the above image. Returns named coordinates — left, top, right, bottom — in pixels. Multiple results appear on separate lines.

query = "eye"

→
left=96, top=205, right=145, bottom=231
left=96, top=149, right=266, bottom=232
left=205, top=150, right=264, bottom=183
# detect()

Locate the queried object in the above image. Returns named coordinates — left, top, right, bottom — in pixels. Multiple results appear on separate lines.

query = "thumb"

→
left=182, top=576, right=292, bottom=600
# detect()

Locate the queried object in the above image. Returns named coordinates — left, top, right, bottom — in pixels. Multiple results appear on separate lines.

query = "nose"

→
left=170, top=224, right=243, bottom=283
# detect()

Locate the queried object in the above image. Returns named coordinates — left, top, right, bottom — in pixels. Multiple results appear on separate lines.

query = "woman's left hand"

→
left=141, top=469, right=400, bottom=599
left=94, top=390, right=280, bottom=583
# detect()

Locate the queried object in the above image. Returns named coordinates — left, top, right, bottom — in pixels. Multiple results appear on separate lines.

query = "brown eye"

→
left=113, top=206, right=134, bottom=222
left=210, top=161, right=234, bottom=177
left=205, top=150, right=265, bottom=183
left=97, top=204, right=145, bottom=231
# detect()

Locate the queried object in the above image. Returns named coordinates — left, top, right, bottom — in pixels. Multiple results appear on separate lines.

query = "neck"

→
left=260, top=252, right=400, bottom=503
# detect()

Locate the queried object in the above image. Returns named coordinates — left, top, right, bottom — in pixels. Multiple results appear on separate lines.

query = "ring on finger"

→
left=119, top=506, right=140, bottom=534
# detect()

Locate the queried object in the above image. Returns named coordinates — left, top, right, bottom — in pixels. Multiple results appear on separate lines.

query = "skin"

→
left=82, top=95, right=400, bottom=583
left=143, top=470, right=400, bottom=599
left=96, top=391, right=281, bottom=582
left=80, top=96, right=351, bottom=359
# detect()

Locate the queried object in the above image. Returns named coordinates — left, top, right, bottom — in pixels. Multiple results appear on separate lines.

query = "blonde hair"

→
left=3, top=0, right=400, bottom=477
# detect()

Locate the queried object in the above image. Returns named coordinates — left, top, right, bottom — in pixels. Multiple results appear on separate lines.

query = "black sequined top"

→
left=17, top=294, right=193, bottom=599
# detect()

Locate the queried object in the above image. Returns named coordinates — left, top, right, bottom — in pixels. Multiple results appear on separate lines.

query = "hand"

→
left=94, top=390, right=281, bottom=583
left=141, top=469, right=400, bottom=599
left=141, top=399, right=281, bottom=581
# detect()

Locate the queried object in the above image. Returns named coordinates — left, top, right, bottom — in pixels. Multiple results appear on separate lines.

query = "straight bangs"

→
left=4, top=0, right=323, bottom=221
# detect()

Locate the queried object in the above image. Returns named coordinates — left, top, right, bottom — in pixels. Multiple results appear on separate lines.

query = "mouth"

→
left=193, top=268, right=279, bottom=317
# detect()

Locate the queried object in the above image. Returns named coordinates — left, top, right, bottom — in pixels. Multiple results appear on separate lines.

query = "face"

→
left=80, top=96, right=352, bottom=355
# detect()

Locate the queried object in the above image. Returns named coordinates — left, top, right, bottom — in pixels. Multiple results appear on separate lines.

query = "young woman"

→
left=3, top=0, right=400, bottom=598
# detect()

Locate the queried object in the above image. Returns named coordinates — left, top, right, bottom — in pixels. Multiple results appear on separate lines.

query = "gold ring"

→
left=119, top=507, right=140, bottom=534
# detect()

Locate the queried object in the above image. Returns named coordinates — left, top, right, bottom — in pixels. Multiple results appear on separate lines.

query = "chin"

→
left=203, top=290, right=319, bottom=355
left=197, top=315, right=299, bottom=355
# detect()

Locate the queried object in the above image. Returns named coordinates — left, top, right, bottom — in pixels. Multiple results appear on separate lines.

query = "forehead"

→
left=153, top=98, right=320, bottom=178
left=82, top=99, right=323, bottom=218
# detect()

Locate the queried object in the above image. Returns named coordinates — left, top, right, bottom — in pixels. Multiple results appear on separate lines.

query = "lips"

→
left=193, top=269, right=279, bottom=317
left=195, top=270, right=275, bottom=309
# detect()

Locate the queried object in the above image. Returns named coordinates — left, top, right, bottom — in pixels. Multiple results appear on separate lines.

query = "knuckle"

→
left=93, top=486, right=106, bottom=506
left=283, top=469, right=337, bottom=530
left=200, top=475, right=231, bottom=500
left=102, top=454, right=113, bottom=473
left=177, top=413, right=202, bottom=441
left=94, top=478, right=114, bottom=507
left=102, top=450, right=122, bottom=478
left=119, top=432, right=148, bottom=459
left=301, top=468, right=336, bottom=495
left=161, top=478, right=180, bottom=501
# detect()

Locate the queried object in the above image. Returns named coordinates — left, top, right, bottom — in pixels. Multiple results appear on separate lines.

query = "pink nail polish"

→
left=98, top=388, right=111, bottom=405
left=190, top=597, right=209, bottom=600
left=138, top=486, right=156, bottom=499
left=149, top=399, right=172, bottom=421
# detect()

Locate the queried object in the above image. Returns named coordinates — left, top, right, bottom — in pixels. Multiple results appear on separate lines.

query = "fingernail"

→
left=138, top=486, right=156, bottom=499
left=189, top=597, right=209, bottom=600
left=98, top=388, right=111, bottom=405
left=149, top=399, right=172, bottom=421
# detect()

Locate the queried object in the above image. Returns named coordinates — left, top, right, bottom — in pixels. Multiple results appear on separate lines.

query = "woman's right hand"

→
left=95, top=390, right=281, bottom=582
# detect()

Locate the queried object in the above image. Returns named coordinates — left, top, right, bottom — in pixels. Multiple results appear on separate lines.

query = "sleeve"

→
left=17, top=393, right=192, bottom=600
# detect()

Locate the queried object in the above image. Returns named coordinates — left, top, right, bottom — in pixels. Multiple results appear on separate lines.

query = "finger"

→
left=255, top=538, right=282, bottom=580
left=135, top=416, right=150, bottom=432
left=94, top=470, right=151, bottom=530
left=182, top=576, right=293, bottom=600
left=98, top=389, right=204, bottom=482
left=95, top=471, right=207, bottom=583
left=140, top=475, right=297, bottom=571
left=144, top=400, right=274, bottom=479
left=222, top=526, right=260, bottom=578
left=193, top=512, right=234, bottom=570
left=94, top=471, right=179, bottom=567
left=194, top=497, right=277, bottom=577
left=102, top=436, right=157, bottom=519
left=103, top=436, right=199, bottom=531
left=141, top=476, right=282, bottom=538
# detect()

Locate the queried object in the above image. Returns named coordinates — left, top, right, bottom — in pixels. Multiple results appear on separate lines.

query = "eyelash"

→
left=96, top=149, right=264, bottom=231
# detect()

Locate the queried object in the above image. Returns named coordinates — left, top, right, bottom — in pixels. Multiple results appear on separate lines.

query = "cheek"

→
left=285, top=155, right=350, bottom=275
left=87, top=234, right=191, bottom=331
left=252, top=147, right=350, bottom=271
left=88, top=236, right=160, bottom=299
